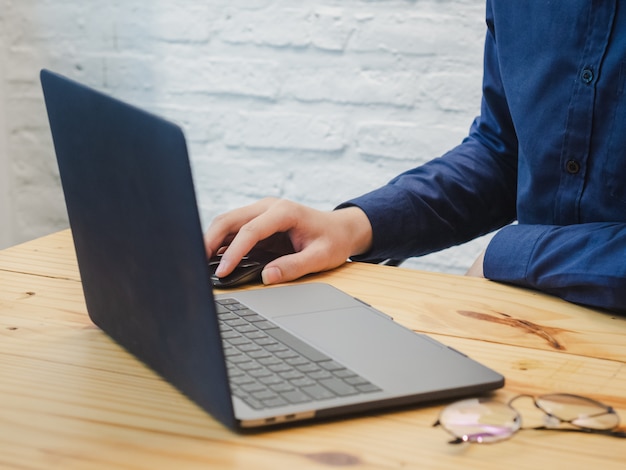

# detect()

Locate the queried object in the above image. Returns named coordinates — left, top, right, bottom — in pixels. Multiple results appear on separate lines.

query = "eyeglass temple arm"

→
left=528, top=425, right=626, bottom=438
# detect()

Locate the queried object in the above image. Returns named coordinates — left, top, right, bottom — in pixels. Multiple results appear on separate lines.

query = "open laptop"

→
left=40, top=69, right=504, bottom=431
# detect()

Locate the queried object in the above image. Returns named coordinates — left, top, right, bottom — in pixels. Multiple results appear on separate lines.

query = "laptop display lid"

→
left=40, top=69, right=237, bottom=430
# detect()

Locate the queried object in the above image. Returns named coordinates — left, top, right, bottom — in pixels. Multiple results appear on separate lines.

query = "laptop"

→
left=40, top=69, right=504, bottom=431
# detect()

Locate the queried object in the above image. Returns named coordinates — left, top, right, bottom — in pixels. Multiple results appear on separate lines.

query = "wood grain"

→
left=1, top=230, right=624, bottom=469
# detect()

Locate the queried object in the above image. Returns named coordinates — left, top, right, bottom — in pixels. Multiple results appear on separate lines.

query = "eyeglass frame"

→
left=434, top=393, right=626, bottom=444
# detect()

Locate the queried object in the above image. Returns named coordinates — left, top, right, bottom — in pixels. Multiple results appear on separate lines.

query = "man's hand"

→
left=204, top=198, right=373, bottom=285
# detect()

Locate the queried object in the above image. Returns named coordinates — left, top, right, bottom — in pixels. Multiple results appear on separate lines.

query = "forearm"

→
left=484, top=223, right=626, bottom=312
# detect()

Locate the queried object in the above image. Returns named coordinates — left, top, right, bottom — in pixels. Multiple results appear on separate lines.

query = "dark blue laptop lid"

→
left=40, top=69, right=236, bottom=430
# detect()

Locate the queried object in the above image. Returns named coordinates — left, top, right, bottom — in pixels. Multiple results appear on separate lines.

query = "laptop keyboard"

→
left=217, top=298, right=382, bottom=411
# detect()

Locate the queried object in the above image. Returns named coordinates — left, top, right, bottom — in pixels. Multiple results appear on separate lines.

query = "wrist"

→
left=332, top=206, right=373, bottom=257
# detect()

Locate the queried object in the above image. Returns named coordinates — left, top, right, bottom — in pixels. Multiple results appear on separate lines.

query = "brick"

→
left=356, top=120, right=469, bottom=161
left=161, top=56, right=281, bottom=100
left=224, top=111, right=347, bottom=152
left=282, top=67, right=424, bottom=107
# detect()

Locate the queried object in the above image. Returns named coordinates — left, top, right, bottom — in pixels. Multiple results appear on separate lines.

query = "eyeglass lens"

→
left=437, top=397, right=521, bottom=443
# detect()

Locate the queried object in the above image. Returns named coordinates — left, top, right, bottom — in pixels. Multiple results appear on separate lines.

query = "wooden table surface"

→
left=0, top=230, right=624, bottom=469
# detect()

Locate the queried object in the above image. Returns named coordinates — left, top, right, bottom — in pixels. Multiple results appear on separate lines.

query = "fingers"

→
left=204, top=198, right=299, bottom=277
left=216, top=201, right=299, bottom=277
left=203, top=198, right=277, bottom=257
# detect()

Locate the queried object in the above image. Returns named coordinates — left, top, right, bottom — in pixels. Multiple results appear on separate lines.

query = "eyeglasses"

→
left=434, top=393, right=626, bottom=444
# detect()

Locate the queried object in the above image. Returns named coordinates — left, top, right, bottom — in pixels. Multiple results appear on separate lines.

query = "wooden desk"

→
left=0, top=230, right=624, bottom=469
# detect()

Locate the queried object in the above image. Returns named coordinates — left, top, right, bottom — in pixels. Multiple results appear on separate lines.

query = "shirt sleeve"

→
left=484, top=223, right=626, bottom=312
left=339, top=136, right=518, bottom=262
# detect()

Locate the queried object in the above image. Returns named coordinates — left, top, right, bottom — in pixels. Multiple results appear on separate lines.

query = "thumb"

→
left=261, top=265, right=286, bottom=285
left=261, top=249, right=335, bottom=285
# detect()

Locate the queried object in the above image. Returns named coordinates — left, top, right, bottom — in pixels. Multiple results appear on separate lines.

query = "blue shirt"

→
left=343, top=0, right=626, bottom=312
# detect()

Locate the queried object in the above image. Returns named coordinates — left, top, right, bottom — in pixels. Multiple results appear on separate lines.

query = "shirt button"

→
left=566, top=160, right=581, bottom=174
left=580, top=68, right=594, bottom=84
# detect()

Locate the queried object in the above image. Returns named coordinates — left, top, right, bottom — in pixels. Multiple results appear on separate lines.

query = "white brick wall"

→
left=0, top=0, right=494, bottom=274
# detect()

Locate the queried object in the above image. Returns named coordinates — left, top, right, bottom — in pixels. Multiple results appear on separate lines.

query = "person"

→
left=204, top=1, right=626, bottom=313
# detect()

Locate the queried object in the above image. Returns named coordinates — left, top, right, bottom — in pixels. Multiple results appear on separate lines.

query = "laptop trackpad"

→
left=273, top=307, right=464, bottom=393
